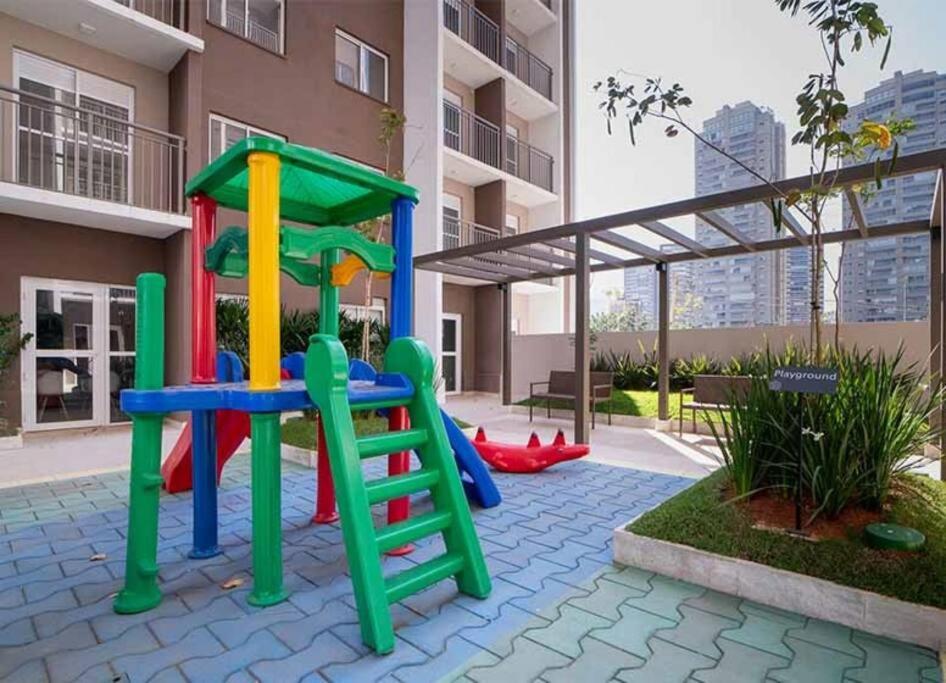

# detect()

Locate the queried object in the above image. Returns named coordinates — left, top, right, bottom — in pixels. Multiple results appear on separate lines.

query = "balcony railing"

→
left=504, top=36, right=553, bottom=100
left=208, top=0, right=282, bottom=53
left=443, top=100, right=501, bottom=169
left=443, top=0, right=553, bottom=101
left=113, top=0, right=184, bottom=30
left=442, top=215, right=501, bottom=252
left=506, top=135, right=553, bottom=192
left=0, top=85, right=185, bottom=214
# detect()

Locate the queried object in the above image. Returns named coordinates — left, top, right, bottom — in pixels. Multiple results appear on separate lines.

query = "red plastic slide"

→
left=162, top=410, right=251, bottom=493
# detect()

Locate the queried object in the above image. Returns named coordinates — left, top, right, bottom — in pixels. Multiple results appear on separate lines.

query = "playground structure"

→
left=473, top=427, right=590, bottom=473
left=113, top=138, right=497, bottom=654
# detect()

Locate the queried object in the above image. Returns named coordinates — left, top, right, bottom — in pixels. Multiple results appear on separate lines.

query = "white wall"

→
left=510, top=321, right=930, bottom=400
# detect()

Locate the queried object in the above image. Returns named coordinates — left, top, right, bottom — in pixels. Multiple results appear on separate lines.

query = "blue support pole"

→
left=189, top=409, right=220, bottom=558
left=389, top=197, right=415, bottom=340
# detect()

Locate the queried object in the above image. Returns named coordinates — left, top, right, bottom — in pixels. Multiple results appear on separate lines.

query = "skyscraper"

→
left=622, top=244, right=700, bottom=329
left=694, top=102, right=787, bottom=327
left=622, top=265, right=657, bottom=329
left=840, top=70, right=946, bottom=322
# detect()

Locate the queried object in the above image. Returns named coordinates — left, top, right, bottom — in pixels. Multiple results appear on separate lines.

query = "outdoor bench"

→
left=529, top=370, right=614, bottom=428
left=679, top=374, right=751, bottom=435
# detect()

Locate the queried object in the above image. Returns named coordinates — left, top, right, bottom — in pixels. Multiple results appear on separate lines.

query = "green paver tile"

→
left=739, top=601, right=806, bottom=626
left=768, top=636, right=861, bottom=683
left=653, top=604, right=740, bottom=659
left=523, top=604, right=611, bottom=658
left=919, top=663, right=943, bottom=682
left=785, top=618, right=861, bottom=658
left=542, top=633, right=645, bottom=683
left=845, top=632, right=940, bottom=683
left=589, top=604, right=676, bottom=658
left=616, top=637, right=717, bottom=683
left=568, top=576, right=647, bottom=622
left=465, top=636, right=570, bottom=683
left=603, top=565, right=655, bottom=592
left=690, top=637, right=789, bottom=683
left=682, top=590, right=745, bottom=623
left=719, top=611, right=798, bottom=659
left=623, top=576, right=704, bottom=622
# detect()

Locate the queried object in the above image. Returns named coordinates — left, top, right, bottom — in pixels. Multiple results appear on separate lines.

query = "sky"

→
left=573, top=0, right=946, bottom=314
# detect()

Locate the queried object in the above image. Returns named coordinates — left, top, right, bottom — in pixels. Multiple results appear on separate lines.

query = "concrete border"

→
left=613, top=524, right=946, bottom=651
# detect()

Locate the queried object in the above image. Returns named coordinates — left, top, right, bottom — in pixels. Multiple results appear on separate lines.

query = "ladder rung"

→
left=384, top=551, right=465, bottom=604
left=365, top=469, right=440, bottom=505
left=375, top=509, right=452, bottom=555
left=357, top=428, right=428, bottom=459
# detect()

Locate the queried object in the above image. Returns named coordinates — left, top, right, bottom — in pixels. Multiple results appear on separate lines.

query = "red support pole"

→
left=385, top=406, right=413, bottom=556
left=191, top=194, right=217, bottom=383
left=313, top=414, right=339, bottom=523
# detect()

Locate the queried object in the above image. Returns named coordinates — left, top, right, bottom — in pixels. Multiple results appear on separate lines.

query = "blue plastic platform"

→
left=121, top=374, right=414, bottom=415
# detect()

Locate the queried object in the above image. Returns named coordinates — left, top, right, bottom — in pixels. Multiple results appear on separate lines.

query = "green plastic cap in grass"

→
left=185, top=137, right=419, bottom=226
left=864, top=522, right=926, bottom=551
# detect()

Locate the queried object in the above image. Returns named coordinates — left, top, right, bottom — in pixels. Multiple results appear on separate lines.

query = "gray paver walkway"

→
left=0, top=452, right=940, bottom=683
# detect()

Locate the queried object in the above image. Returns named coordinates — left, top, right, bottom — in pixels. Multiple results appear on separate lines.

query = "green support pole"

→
left=248, top=411, right=289, bottom=606
left=114, top=273, right=166, bottom=614
left=319, top=248, right=341, bottom=336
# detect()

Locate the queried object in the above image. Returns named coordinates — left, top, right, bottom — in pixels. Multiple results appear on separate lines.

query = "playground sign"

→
left=768, top=366, right=838, bottom=395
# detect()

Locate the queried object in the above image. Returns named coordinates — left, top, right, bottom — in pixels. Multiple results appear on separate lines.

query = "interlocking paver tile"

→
left=589, top=604, right=676, bottom=658
left=690, top=636, right=790, bottom=683
left=46, top=623, right=158, bottom=682
left=250, top=629, right=359, bottom=682
left=0, top=617, right=34, bottom=647
left=452, top=575, right=533, bottom=620
left=769, top=635, right=862, bottom=682
left=541, top=631, right=645, bottom=682
left=3, top=659, right=49, bottom=683
left=322, top=635, right=429, bottom=682
left=180, top=625, right=292, bottom=683
left=150, top=594, right=247, bottom=645
left=393, top=634, right=498, bottom=682
left=681, top=588, right=745, bottom=622
left=567, top=574, right=648, bottom=621
left=523, top=604, right=611, bottom=658
left=269, top=598, right=360, bottom=651
left=3, top=589, right=77, bottom=634
left=210, top=600, right=306, bottom=648
left=845, top=632, right=941, bottom=683
left=465, top=635, right=570, bottom=682
left=398, top=603, right=488, bottom=655
left=0, top=621, right=96, bottom=680
left=616, top=636, right=717, bottom=682
left=510, top=576, right=586, bottom=619
left=652, top=604, right=740, bottom=659
left=719, top=601, right=806, bottom=659
left=458, top=602, right=546, bottom=657
left=623, top=575, right=703, bottom=621
left=784, top=617, right=862, bottom=657
left=111, top=626, right=223, bottom=682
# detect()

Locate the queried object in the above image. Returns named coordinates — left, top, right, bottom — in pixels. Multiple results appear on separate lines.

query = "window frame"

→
left=208, top=113, right=285, bottom=162
left=334, top=28, right=389, bottom=103
left=207, top=0, right=285, bottom=54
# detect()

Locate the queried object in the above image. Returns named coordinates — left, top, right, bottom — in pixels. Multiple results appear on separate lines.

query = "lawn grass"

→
left=629, top=469, right=946, bottom=609
left=517, top=388, right=722, bottom=423
left=281, top=413, right=472, bottom=450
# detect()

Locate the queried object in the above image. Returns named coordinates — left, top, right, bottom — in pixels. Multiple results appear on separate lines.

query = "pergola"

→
left=415, top=149, right=946, bottom=446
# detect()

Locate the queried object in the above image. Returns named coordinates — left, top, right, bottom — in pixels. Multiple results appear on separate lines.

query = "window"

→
left=442, top=194, right=462, bottom=249
left=341, top=300, right=386, bottom=324
left=335, top=29, right=388, bottom=102
left=208, top=0, right=284, bottom=53
left=505, top=213, right=520, bottom=237
left=14, top=51, right=134, bottom=203
left=505, top=124, right=519, bottom=176
left=209, top=114, right=284, bottom=161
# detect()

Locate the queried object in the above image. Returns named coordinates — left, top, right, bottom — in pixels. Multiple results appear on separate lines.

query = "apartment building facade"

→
left=694, top=102, right=787, bottom=328
left=841, top=70, right=946, bottom=322
left=0, top=0, right=418, bottom=433
left=404, top=0, right=572, bottom=395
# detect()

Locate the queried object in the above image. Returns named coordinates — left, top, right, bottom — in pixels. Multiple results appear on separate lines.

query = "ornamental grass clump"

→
left=710, top=345, right=942, bottom=522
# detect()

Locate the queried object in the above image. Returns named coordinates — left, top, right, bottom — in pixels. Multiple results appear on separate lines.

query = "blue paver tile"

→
left=0, top=618, right=34, bottom=647
left=182, top=629, right=291, bottom=682
left=269, top=598, right=359, bottom=651
left=393, top=634, right=497, bottom=682
left=150, top=594, right=247, bottom=645
left=0, top=622, right=96, bottom=680
left=322, top=633, right=429, bottom=682
left=398, top=603, right=487, bottom=656
left=46, top=623, right=158, bottom=683
left=112, top=626, right=223, bottom=682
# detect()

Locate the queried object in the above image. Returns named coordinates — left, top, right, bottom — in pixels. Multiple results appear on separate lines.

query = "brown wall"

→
left=0, top=216, right=166, bottom=428
left=443, top=283, right=477, bottom=391
left=475, top=180, right=506, bottom=231
left=474, top=285, right=503, bottom=391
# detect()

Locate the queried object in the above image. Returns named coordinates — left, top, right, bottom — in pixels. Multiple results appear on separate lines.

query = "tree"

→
left=591, top=303, right=650, bottom=333
left=0, top=313, right=31, bottom=434
left=595, top=0, right=912, bottom=361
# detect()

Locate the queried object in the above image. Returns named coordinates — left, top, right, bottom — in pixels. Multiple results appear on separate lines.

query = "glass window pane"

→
left=224, top=121, right=247, bottom=151
left=36, top=288, right=94, bottom=351
left=224, top=0, right=247, bottom=34
left=109, top=287, right=136, bottom=353
left=36, top=357, right=94, bottom=424
left=210, top=117, right=223, bottom=160
left=442, top=319, right=457, bottom=353
left=110, top=357, right=134, bottom=423
left=247, top=0, right=281, bottom=50
left=335, top=34, right=359, bottom=88
left=365, top=50, right=386, bottom=101
left=442, top=355, right=457, bottom=393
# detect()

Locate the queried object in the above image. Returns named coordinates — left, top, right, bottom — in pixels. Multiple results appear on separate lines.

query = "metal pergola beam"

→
left=845, top=188, right=869, bottom=238
left=592, top=230, right=664, bottom=262
left=547, top=237, right=626, bottom=266
left=451, top=257, right=535, bottom=279
left=508, top=245, right=575, bottom=268
left=639, top=220, right=708, bottom=256
left=695, top=210, right=756, bottom=251
left=422, top=261, right=506, bottom=282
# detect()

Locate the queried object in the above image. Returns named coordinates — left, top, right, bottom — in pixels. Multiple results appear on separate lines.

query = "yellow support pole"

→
left=247, top=151, right=281, bottom=391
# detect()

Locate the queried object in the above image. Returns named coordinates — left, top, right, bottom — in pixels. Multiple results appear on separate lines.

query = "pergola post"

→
left=657, top=263, right=670, bottom=421
left=574, top=232, right=591, bottom=443
left=501, top=283, right=512, bottom=406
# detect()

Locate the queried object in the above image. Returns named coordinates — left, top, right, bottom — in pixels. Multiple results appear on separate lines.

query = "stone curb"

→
left=613, top=524, right=946, bottom=652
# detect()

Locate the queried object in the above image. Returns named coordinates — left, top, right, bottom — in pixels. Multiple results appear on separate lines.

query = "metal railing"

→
left=504, top=36, right=553, bottom=100
left=442, top=215, right=501, bottom=252
left=506, top=135, right=554, bottom=192
left=443, top=0, right=502, bottom=63
left=443, top=100, right=501, bottom=169
left=443, top=0, right=553, bottom=101
left=113, top=0, right=184, bottom=29
left=0, top=85, right=185, bottom=214
left=208, top=0, right=282, bottom=52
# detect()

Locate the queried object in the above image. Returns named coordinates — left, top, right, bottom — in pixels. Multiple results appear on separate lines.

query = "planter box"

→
left=613, top=523, right=946, bottom=652
left=510, top=405, right=673, bottom=432
left=282, top=444, right=316, bottom=469
left=0, top=429, right=23, bottom=451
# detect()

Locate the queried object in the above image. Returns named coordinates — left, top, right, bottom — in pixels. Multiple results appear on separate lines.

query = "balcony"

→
left=0, top=84, right=189, bottom=238
left=207, top=0, right=283, bottom=53
left=442, top=100, right=556, bottom=206
left=442, top=0, right=556, bottom=120
left=0, top=0, right=203, bottom=72
left=506, top=0, right=557, bottom=36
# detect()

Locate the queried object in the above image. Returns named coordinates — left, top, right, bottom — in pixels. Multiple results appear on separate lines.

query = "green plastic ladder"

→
left=305, top=334, right=491, bottom=654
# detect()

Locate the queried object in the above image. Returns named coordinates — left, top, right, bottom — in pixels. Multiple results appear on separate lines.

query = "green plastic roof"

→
left=185, top=137, right=419, bottom=226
